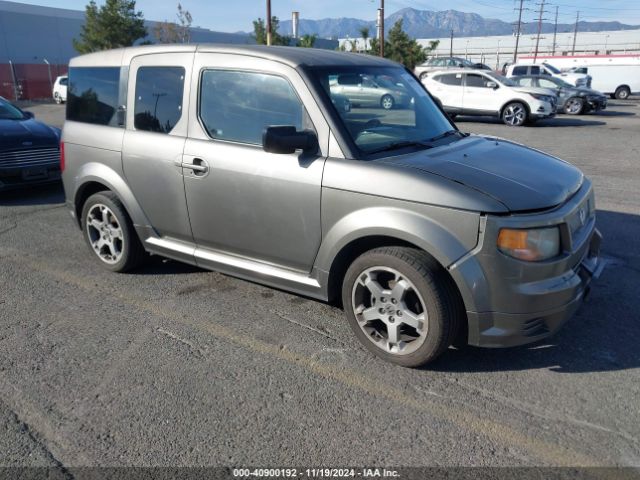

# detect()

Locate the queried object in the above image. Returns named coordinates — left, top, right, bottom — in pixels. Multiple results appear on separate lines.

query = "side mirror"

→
left=263, top=126, right=318, bottom=155
left=23, top=111, right=34, bottom=119
left=486, top=81, right=498, bottom=89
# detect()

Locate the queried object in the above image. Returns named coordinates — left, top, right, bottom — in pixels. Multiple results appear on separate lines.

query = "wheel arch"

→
left=500, top=98, right=531, bottom=117
left=317, top=208, right=478, bottom=306
left=71, top=163, right=150, bottom=231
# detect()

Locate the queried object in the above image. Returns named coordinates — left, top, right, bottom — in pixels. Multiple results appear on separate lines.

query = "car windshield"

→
left=484, top=71, right=516, bottom=87
left=313, top=66, right=455, bottom=156
left=543, top=63, right=561, bottom=74
left=0, top=99, right=26, bottom=120
left=459, top=58, right=476, bottom=67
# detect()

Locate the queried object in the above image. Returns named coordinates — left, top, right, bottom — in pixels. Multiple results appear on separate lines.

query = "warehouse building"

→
left=1, top=0, right=332, bottom=100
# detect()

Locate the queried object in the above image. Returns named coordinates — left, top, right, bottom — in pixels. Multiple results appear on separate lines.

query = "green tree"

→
left=153, top=3, right=193, bottom=44
left=252, top=17, right=291, bottom=46
left=368, top=20, right=439, bottom=70
left=358, top=26, right=370, bottom=52
left=297, top=34, right=317, bottom=48
left=73, top=0, right=147, bottom=53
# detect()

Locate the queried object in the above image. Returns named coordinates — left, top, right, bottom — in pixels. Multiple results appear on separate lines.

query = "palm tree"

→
left=358, top=26, right=370, bottom=52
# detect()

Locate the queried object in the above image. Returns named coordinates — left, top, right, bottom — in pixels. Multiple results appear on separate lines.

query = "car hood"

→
left=0, top=117, right=59, bottom=150
left=378, top=135, right=584, bottom=212
left=512, top=86, right=556, bottom=97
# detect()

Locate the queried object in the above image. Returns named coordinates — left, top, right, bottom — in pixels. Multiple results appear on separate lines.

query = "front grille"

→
left=0, top=147, right=60, bottom=169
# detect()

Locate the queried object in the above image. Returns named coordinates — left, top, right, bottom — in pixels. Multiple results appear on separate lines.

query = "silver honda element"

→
left=61, top=45, right=603, bottom=367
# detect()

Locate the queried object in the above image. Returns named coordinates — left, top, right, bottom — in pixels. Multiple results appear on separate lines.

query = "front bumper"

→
left=586, top=97, right=607, bottom=111
left=450, top=181, right=603, bottom=348
left=467, top=228, right=603, bottom=347
left=531, top=99, right=556, bottom=119
left=0, top=165, right=61, bottom=192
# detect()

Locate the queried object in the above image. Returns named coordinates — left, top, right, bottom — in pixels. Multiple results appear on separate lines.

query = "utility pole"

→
left=450, top=29, right=453, bottom=57
left=513, top=0, right=525, bottom=63
left=533, top=0, right=546, bottom=62
left=379, top=0, right=385, bottom=57
left=551, top=6, right=559, bottom=55
left=572, top=11, right=580, bottom=55
left=266, top=0, right=272, bottom=46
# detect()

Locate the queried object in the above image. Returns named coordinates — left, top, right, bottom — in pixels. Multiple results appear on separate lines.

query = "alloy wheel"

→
left=503, top=103, right=526, bottom=126
left=86, top=204, right=124, bottom=264
left=351, top=266, right=428, bottom=355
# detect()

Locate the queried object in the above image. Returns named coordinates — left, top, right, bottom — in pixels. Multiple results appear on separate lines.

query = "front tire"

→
left=615, top=86, right=631, bottom=100
left=501, top=102, right=527, bottom=126
left=342, top=247, right=462, bottom=367
left=381, top=94, right=395, bottom=110
left=564, top=96, right=584, bottom=115
left=81, top=191, right=146, bottom=272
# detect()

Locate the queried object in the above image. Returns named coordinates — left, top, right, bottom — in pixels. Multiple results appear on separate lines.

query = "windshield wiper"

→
left=365, top=140, right=433, bottom=155
left=427, top=129, right=464, bottom=142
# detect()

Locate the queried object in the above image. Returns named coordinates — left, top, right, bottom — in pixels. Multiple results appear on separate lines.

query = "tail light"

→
left=60, top=141, right=65, bottom=172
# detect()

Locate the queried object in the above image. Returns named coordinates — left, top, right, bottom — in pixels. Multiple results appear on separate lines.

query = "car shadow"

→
left=428, top=209, right=640, bottom=374
left=133, top=255, right=205, bottom=275
left=593, top=110, right=636, bottom=117
left=0, top=183, right=65, bottom=207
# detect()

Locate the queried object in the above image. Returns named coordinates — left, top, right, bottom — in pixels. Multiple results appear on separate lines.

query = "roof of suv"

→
left=69, top=44, right=398, bottom=69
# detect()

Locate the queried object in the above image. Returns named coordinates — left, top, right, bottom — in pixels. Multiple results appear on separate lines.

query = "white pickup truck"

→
left=505, top=62, right=591, bottom=88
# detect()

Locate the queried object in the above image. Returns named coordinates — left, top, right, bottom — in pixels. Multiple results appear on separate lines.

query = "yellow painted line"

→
left=4, top=253, right=614, bottom=467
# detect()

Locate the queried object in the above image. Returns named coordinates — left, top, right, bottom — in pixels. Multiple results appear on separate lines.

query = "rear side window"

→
left=436, top=73, right=463, bottom=86
left=134, top=66, right=185, bottom=134
left=512, top=66, right=528, bottom=75
left=465, top=74, right=491, bottom=88
left=199, top=70, right=310, bottom=145
left=516, top=77, right=535, bottom=87
left=67, top=67, right=121, bottom=126
left=60, top=78, right=68, bottom=86
left=530, top=66, right=541, bottom=75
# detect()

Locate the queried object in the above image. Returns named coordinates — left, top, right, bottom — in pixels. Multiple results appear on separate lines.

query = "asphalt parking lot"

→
left=1, top=100, right=639, bottom=472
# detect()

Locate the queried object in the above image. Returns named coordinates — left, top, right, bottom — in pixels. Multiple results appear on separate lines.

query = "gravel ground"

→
left=1, top=100, right=639, bottom=474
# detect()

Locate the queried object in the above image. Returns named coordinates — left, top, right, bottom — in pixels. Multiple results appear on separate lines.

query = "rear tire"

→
left=501, top=102, right=527, bottom=126
left=342, top=247, right=463, bottom=367
left=81, top=191, right=146, bottom=272
left=54, top=92, right=62, bottom=105
left=615, top=86, right=631, bottom=100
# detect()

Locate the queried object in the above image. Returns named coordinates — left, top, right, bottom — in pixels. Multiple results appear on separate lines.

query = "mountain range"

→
left=272, top=7, right=640, bottom=39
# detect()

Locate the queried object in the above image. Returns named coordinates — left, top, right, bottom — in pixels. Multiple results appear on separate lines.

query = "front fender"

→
left=315, top=189, right=481, bottom=275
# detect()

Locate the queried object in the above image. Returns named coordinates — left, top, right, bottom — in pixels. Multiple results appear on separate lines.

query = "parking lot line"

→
left=1, top=250, right=609, bottom=468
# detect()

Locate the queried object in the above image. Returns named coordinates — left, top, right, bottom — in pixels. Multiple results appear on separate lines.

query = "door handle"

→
left=180, top=158, right=209, bottom=176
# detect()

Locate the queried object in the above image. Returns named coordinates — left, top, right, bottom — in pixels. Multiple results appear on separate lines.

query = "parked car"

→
left=53, top=75, right=68, bottom=104
left=505, top=62, right=591, bottom=88
left=415, top=56, right=488, bottom=80
left=329, top=73, right=411, bottom=109
left=510, top=75, right=607, bottom=114
left=62, top=45, right=602, bottom=367
left=566, top=65, right=640, bottom=99
left=0, top=96, right=61, bottom=191
left=422, top=69, right=557, bottom=126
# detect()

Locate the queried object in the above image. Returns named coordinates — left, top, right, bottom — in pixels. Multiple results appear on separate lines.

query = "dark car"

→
left=0, top=97, right=61, bottom=191
left=510, top=75, right=607, bottom=115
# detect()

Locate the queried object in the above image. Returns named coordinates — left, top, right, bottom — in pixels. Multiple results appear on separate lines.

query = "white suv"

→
left=423, top=70, right=557, bottom=126
left=53, top=75, right=68, bottom=104
left=506, top=62, right=591, bottom=88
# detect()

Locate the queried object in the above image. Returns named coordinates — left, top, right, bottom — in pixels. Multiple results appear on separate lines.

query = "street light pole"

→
left=43, top=58, right=53, bottom=99
left=450, top=29, right=453, bottom=57
left=266, top=0, right=272, bottom=46
left=379, top=0, right=385, bottom=57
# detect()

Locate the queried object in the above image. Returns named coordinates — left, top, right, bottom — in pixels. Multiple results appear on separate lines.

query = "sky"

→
left=14, top=0, right=640, bottom=32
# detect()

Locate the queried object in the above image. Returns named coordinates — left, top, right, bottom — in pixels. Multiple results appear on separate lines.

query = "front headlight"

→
left=497, top=227, right=561, bottom=261
left=575, top=78, right=587, bottom=87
